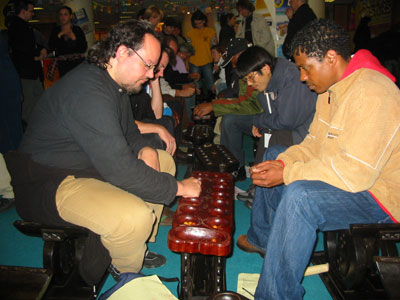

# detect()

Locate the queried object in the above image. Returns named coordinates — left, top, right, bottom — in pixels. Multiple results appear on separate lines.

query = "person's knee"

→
left=221, top=115, right=236, bottom=132
left=281, top=181, right=315, bottom=212
left=157, top=149, right=176, bottom=175
left=263, top=145, right=288, bottom=161
left=112, top=201, right=155, bottom=240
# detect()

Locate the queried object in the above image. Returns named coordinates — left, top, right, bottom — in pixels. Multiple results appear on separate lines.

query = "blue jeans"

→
left=248, top=146, right=393, bottom=300
left=220, top=114, right=253, bottom=166
left=184, top=95, right=196, bottom=121
left=189, top=63, right=214, bottom=92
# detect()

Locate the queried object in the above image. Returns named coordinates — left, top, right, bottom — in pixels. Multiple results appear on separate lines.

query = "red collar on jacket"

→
left=341, top=49, right=396, bottom=82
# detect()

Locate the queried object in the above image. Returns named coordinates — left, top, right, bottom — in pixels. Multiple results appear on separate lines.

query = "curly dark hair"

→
left=290, top=19, right=350, bottom=62
left=87, top=20, right=159, bottom=69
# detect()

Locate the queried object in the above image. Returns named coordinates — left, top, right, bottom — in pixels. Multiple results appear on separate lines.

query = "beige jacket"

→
left=278, top=68, right=400, bottom=221
left=236, top=13, right=275, bottom=56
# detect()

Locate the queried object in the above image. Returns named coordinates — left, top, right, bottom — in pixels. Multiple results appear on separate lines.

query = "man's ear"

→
left=115, top=45, right=130, bottom=61
left=262, top=64, right=271, bottom=76
left=326, top=49, right=338, bottom=65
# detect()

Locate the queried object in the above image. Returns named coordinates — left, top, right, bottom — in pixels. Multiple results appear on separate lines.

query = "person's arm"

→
left=211, top=80, right=262, bottom=116
left=159, top=78, right=176, bottom=97
left=149, top=79, right=163, bottom=119
left=135, top=121, right=176, bottom=155
left=175, top=85, right=195, bottom=98
left=164, top=64, right=193, bottom=86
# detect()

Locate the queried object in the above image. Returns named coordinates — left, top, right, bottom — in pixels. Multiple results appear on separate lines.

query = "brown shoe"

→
left=160, top=207, right=175, bottom=226
left=237, top=235, right=265, bottom=258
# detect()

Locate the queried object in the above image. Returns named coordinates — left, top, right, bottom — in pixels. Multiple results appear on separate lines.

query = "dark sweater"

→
left=18, top=62, right=177, bottom=205
left=49, top=25, right=88, bottom=77
left=7, top=16, right=44, bottom=80
left=282, top=4, right=316, bottom=59
left=253, top=58, right=317, bottom=144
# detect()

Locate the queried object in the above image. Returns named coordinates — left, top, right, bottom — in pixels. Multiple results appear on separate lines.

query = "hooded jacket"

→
left=253, top=57, right=317, bottom=144
left=278, top=50, right=400, bottom=222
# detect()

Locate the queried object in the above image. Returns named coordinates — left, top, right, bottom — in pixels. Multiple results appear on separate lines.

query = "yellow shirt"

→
left=187, top=27, right=216, bottom=67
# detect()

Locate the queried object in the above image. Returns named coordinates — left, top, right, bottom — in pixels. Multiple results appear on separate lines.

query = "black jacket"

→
left=7, top=16, right=44, bottom=80
left=219, top=25, right=235, bottom=48
left=49, top=25, right=88, bottom=77
left=282, top=4, right=316, bottom=59
left=164, top=64, right=192, bottom=89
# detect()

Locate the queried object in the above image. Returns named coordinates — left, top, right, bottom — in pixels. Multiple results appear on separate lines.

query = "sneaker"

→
left=143, top=251, right=167, bottom=269
left=244, top=199, right=253, bottom=209
left=0, top=197, right=14, bottom=213
left=107, top=264, right=121, bottom=282
left=237, top=185, right=255, bottom=202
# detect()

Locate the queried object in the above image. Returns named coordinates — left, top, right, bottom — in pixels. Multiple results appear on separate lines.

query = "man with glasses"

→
left=5, top=20, right=201, bottom=285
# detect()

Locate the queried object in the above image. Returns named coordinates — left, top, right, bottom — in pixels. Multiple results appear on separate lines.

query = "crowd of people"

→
left=1, top=0, right=399, bottom=299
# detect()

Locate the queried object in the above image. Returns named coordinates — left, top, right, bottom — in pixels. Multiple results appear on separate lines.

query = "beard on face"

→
left=121, top=80, right=145, bottom=95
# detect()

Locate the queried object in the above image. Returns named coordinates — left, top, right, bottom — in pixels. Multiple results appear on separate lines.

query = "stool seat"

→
left=12, top=220, right=108, bottom=300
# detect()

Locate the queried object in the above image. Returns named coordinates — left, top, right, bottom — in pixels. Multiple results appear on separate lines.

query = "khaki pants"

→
left=55, top=150, right=175, bottom=273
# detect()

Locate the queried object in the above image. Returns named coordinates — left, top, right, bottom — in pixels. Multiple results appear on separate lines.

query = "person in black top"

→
left=5, top=20, right=201, bottom=285
left=49, top=6, right=87, bottom=77
left=7, top=0, right=47, bottom=124
left=282, top=0, right=316, bottom=60
left=219, top=13, right=236, bottom=48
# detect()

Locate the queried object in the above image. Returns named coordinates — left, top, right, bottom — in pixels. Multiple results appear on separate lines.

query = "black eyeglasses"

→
left=128, top=48, right=157, bottom=71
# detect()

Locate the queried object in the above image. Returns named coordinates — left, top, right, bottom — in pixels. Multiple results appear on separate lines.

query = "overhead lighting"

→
left=94, top=21, right=100, bottom=24
left=29, top=19, right=40, bottom=22
left=121, top=11, right=136, bottom=14
left=120, top=16, right=132, bottom=19
left=34, top=7, right=43, bottom=10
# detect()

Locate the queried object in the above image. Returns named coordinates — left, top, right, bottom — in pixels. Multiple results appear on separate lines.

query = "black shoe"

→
left=232, top=166, right=246, bottom=182
left=175, top=148, right=189, bottom=163
left=143, top=251, right=166, bottom=269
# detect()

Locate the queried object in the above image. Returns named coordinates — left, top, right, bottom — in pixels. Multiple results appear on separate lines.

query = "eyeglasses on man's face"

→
left=128, top=48, right=157, bottom=71
left=244, top=71, right=259, bottom=83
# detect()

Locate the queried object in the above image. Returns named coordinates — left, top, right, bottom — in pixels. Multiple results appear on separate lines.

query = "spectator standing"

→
left=353, top=16, right=371, bottom=53
left=236, top=0, right=274, bottom=56
left=49, top=6, right=88, bottom=77
left=7, top=0, right=47, bottom=124
left=142, top=5, right=163, bottom=29
left=0, top=30, right=23, bottom=153
left=282, top=0, right=316, bottom=60
left=186, top=10, right=217, bottom=99
left=219, top=13, right=236, bottom=48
